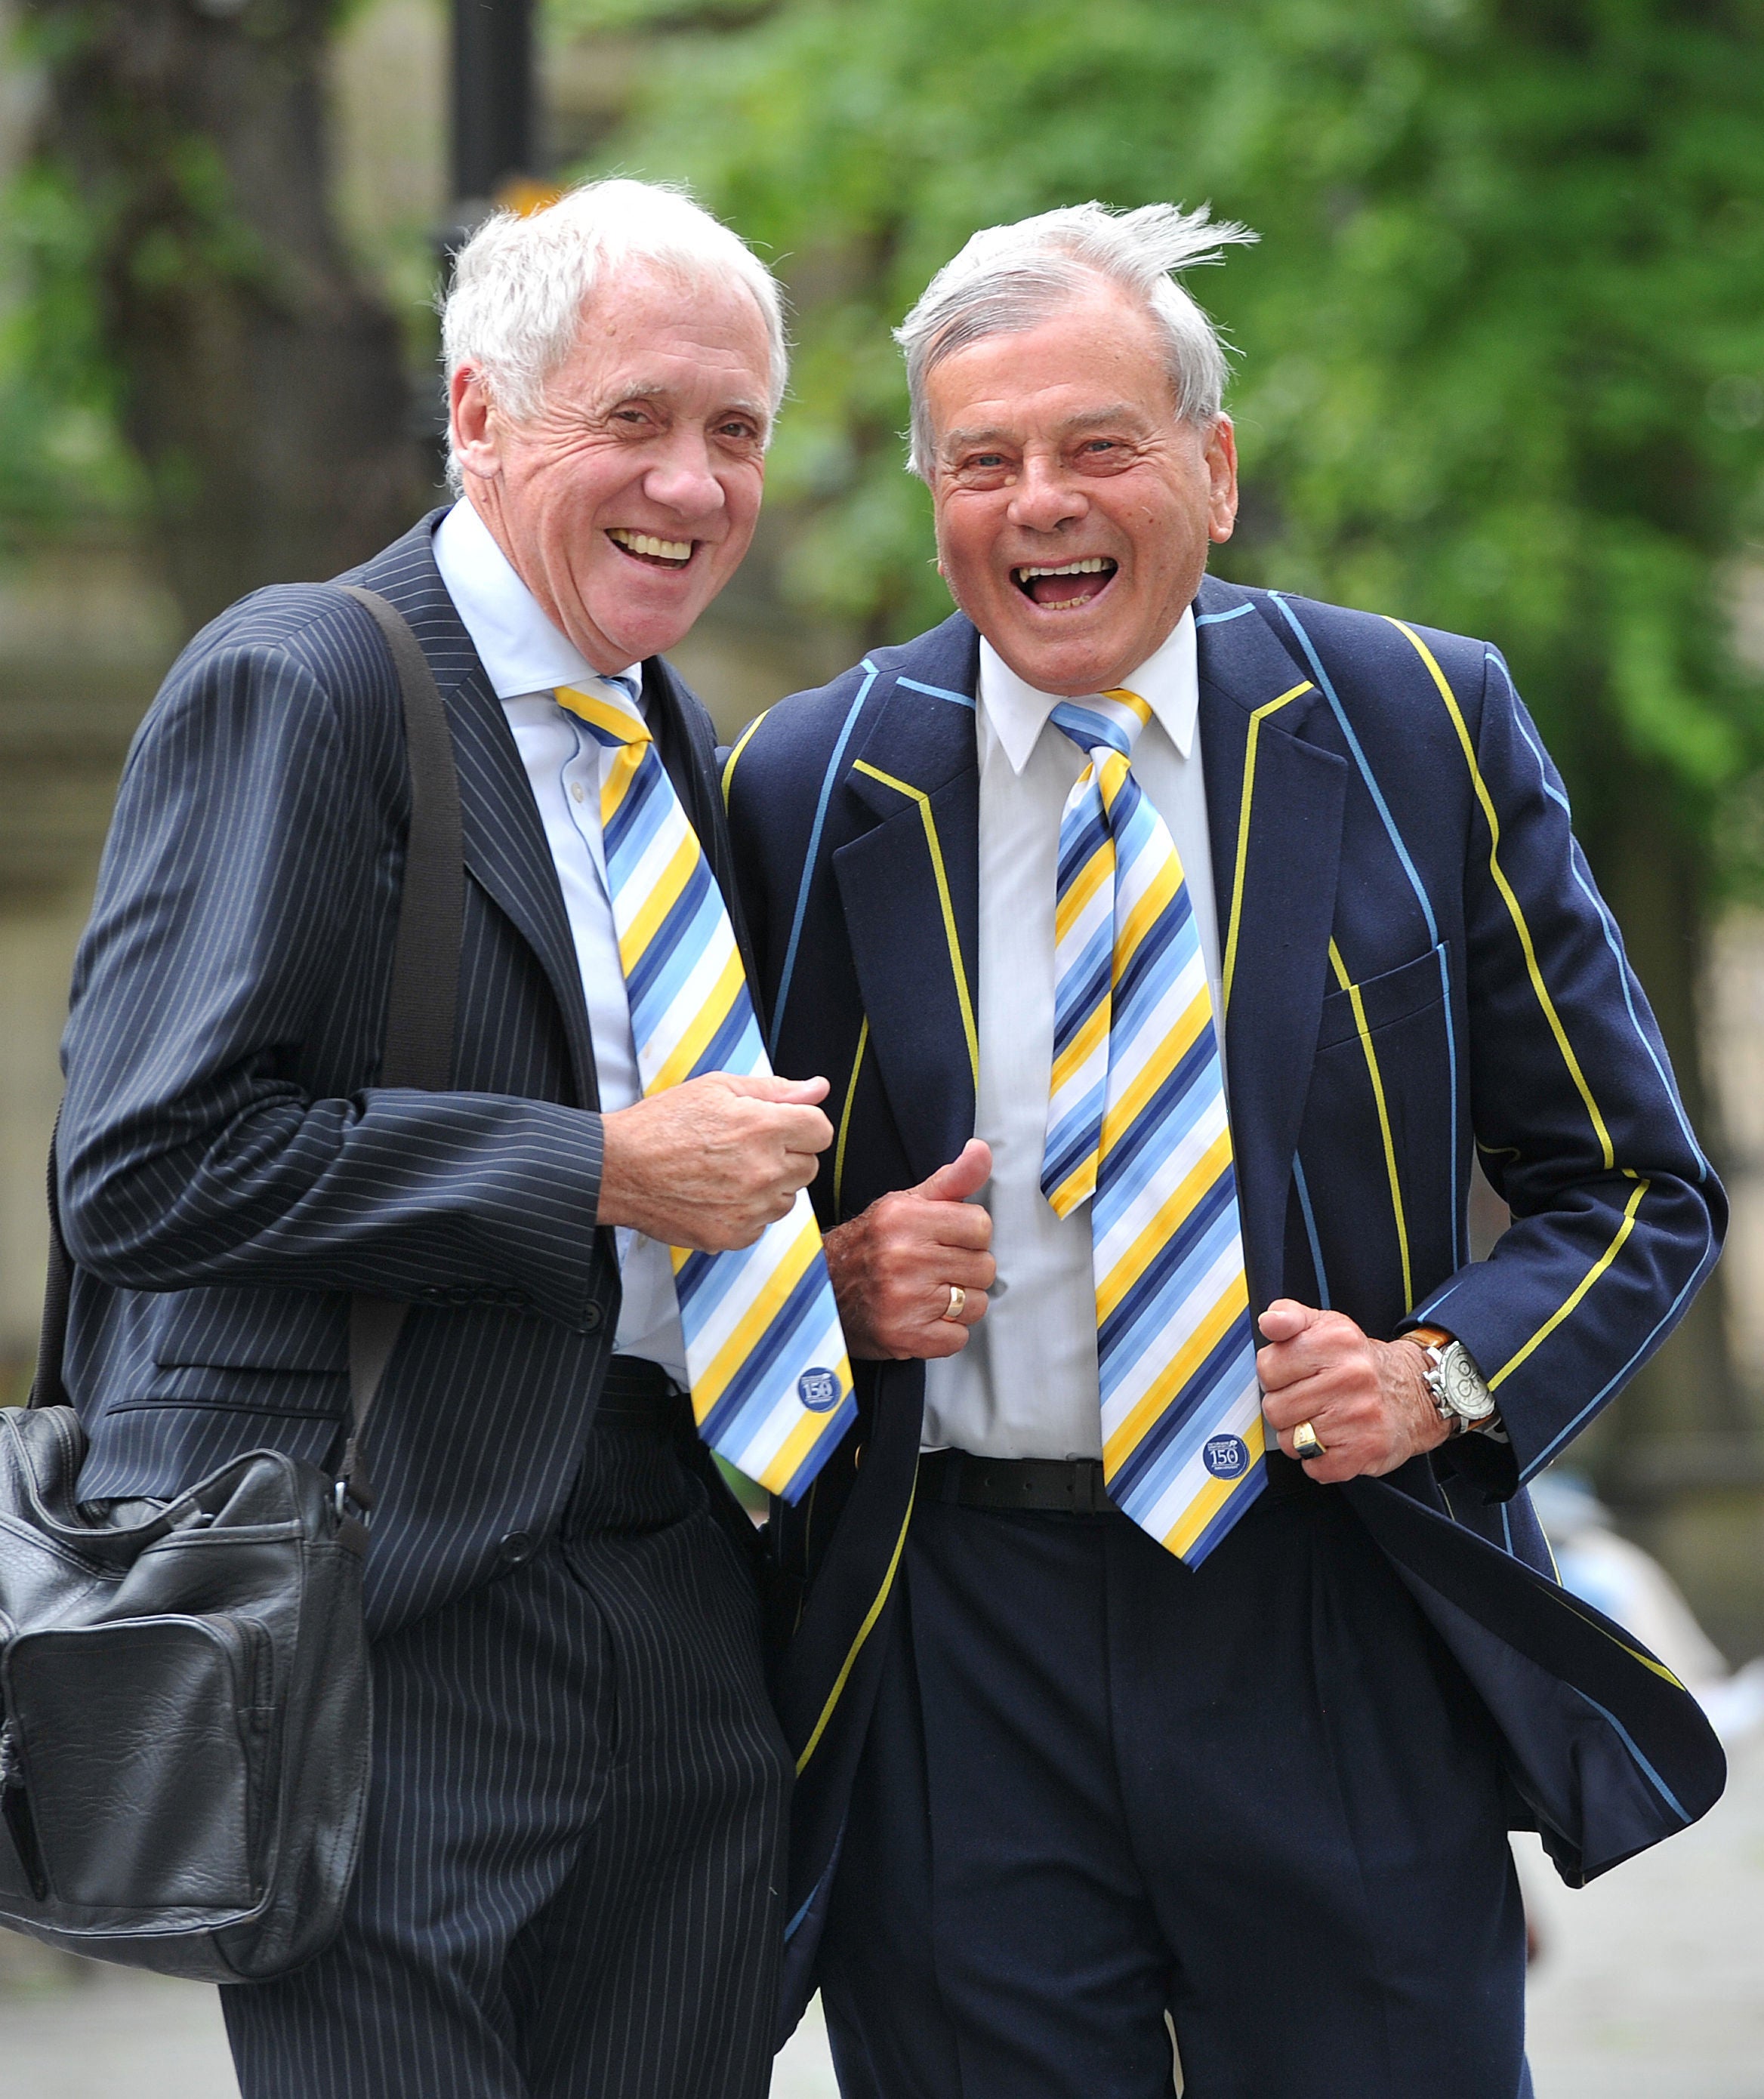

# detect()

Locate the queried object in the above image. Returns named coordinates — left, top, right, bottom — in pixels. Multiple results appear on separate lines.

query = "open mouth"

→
left=1013, top=556, right=1117, bottom=611
left=608, top=528, right=695, bottom=571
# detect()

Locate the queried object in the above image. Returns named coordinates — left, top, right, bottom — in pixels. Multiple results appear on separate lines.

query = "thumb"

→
left=1258, top=1298, right=1323, bottom=1345
left=720, top=1071, right=831, bottom=1105
left=914, top=1139, right=992, bottom=1204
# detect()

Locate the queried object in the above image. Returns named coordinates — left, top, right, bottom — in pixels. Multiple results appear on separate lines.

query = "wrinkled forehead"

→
left=936, top=398, right=1165, bottom=460
left=922, top=294, right=1183, bottom=460
left=560, top=260, right=777, bottom=414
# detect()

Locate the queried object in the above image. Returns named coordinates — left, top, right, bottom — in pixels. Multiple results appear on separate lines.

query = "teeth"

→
left=1015, top=556, right=1112, bottom=582
left=610, top=529, right=692, bottom=561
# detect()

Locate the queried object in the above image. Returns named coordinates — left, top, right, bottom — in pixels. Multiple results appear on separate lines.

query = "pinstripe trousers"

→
left=222, top=1392, right=791, bottom=2099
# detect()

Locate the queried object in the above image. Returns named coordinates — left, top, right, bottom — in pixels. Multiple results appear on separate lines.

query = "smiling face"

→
left=923, top=279, right=1238, bottom=697
left=449, top=263, right=774, bottom=672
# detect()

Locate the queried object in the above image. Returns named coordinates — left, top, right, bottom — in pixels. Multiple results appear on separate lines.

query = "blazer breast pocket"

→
left=1292, top=942, right=1460, bottom=1337
left=1315, top=945, right=1449, bottom=1053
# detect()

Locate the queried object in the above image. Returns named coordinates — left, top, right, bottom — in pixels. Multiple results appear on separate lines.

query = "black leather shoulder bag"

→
left=0, top=585, right=461, bottom=1982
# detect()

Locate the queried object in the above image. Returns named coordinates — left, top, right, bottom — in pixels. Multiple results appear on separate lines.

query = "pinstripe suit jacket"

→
left=57, top=512, right=753, bottom=1637
left=723, top=578, right=1729, bottom=2019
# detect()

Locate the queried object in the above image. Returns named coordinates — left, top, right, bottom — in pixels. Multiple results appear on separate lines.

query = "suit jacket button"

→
left=581, top=1303, right=603, bottom=1333
left=498, top=1530, right=536, bottom=1567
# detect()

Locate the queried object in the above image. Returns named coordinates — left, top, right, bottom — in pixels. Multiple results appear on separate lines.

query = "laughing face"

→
left=449, top=264, right=773, bottom=673
left=923, top=278, right=1238, bottom=698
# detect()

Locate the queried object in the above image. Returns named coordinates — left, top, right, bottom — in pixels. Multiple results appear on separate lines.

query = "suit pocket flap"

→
left=1316, top=944, right=1448, bottom=1052
left=153, top=1287, right=347, bottom=1373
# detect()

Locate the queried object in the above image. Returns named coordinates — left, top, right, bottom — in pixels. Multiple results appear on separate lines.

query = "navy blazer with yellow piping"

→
left=724, top=575, right=1727, bottom=2029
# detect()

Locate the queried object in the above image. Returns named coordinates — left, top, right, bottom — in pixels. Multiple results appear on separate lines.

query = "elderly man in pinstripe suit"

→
left=56, top=180, right=841, bottom=2099
left=725, top=202, right=1725, bottom=2097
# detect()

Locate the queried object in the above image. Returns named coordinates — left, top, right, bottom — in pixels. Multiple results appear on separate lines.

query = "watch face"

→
left=1441, top=1342, right=1496, bottom=1420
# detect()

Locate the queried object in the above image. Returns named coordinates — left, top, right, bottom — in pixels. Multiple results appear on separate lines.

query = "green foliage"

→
left=563, top=0, right=1764, bottom=873
left=0, top=159, right=143, bottom=528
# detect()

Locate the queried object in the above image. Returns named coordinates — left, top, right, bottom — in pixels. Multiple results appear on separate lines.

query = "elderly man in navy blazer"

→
left=725, top=202, right=1726, bottom=2098
left=57, top=180, right=848, bottom=2099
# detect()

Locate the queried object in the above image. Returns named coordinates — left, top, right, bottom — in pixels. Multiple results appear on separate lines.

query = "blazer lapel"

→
left=360, top=521, right=601, bottom=1111
left=1194, top=577, right=1348, bottom=1313
left=831, top=618, right=982, bottom=1184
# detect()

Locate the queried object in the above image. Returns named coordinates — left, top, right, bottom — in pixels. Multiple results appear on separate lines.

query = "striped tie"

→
left=1041, top=689, right=1263, bottom=1565
left=555, top=679, right=856, bottom=1501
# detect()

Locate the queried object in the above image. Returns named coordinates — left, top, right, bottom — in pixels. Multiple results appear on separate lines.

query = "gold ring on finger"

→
left=943, top=1284, right=967, bottom=1323
left=1292, top=1419, right=1325, bottom=1461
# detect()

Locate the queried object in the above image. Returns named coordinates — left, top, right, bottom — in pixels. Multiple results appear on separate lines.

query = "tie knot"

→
left=1050, top=687, right=1152, bottom=763
left=554, top=676, right=649, bottom=748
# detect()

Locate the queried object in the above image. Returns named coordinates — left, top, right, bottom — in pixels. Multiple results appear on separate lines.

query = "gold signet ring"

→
left=1292, top=1420, right=1325, bottom=1460
left=943, top=1284, right=967, bottom=1323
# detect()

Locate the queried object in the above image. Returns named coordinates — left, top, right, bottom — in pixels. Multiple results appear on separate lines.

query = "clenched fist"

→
left=597, top=1072, right=833, bottom=1253
left=1256, top=1299, right=1449, bottom=1482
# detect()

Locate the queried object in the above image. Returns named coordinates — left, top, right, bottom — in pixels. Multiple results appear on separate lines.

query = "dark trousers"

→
left=224, top=1395, right=791, bottom=2099
left=821, top=1483, right=1531, bottom=2099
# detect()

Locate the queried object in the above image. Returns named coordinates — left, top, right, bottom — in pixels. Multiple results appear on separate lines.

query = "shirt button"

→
left=569, top=781, right=586, bottom=803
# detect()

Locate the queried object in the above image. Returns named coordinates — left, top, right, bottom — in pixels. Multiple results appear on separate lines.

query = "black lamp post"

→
left=451, top=0, right=538, bottom=217
left=430, top=2, right=541, bottom=466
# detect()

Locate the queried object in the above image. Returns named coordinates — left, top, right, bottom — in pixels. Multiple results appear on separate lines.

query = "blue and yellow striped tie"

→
left=556, top=680, right=856, bottom=1501
left=1041, top=690, right=1264, bottom=1564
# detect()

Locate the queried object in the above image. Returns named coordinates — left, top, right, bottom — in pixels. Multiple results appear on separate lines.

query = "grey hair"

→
left=895, top=201, right=1257, bottom=477
left=440, top=176, right=788, bottom=495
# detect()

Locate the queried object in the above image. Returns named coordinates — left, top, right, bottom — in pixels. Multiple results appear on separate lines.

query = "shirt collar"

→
left=432, top=498, right=642, bottom=704
left=977, top=604, right=1199, bottom=775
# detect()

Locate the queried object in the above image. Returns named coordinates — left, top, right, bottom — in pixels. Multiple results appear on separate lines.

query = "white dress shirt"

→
left=922, top=607, right=1223, bottom=1459
left=432, top=498, right=688, bottom=1379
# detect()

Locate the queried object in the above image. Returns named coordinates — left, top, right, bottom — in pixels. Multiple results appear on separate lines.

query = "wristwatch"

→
left=1405, top=1324, right=1500, bottom=1436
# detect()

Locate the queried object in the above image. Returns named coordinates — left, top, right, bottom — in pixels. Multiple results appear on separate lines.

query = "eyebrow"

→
left=594, top=379, right=771, bottom=424
left=939, top=404, right=1147, bottom=455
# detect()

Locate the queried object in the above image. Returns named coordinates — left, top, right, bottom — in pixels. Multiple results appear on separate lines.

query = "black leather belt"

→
left=918, top=1449, right=1118, bottom=1515
left=918, top=1447, right=1318, bottom=1515
left=594, top=1355, right=689, bottom=1432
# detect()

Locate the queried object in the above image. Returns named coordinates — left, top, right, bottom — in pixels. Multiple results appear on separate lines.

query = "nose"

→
left=643, top=430, right=726, bottom=520
left=1007, top=452, right=1087, bottom=535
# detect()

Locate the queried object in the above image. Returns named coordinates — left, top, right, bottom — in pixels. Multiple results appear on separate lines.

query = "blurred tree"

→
left=8, top=0, right=424, bottom=633
left=560, top=0, right=1764, bottom=1451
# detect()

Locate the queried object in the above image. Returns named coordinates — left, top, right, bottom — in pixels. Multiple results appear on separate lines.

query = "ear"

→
left=1205, top=415, right=1240, bottom=544
left=449, top=365, right=501, bottom=487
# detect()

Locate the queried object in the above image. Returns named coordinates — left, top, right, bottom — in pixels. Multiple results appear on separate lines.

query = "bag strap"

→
left=342, top=587, right=463, bottom=1097
left=333, top=584, right=464, bottom=1513
left=28, top=1121, right=71, bottom=1412
left=31, top=584, right=464, bottom=1524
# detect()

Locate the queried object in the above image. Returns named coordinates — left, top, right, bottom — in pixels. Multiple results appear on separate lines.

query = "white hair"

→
left=895, top=201, right=1257, bottom=477
left=440, top=177, right=788, bottom=493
